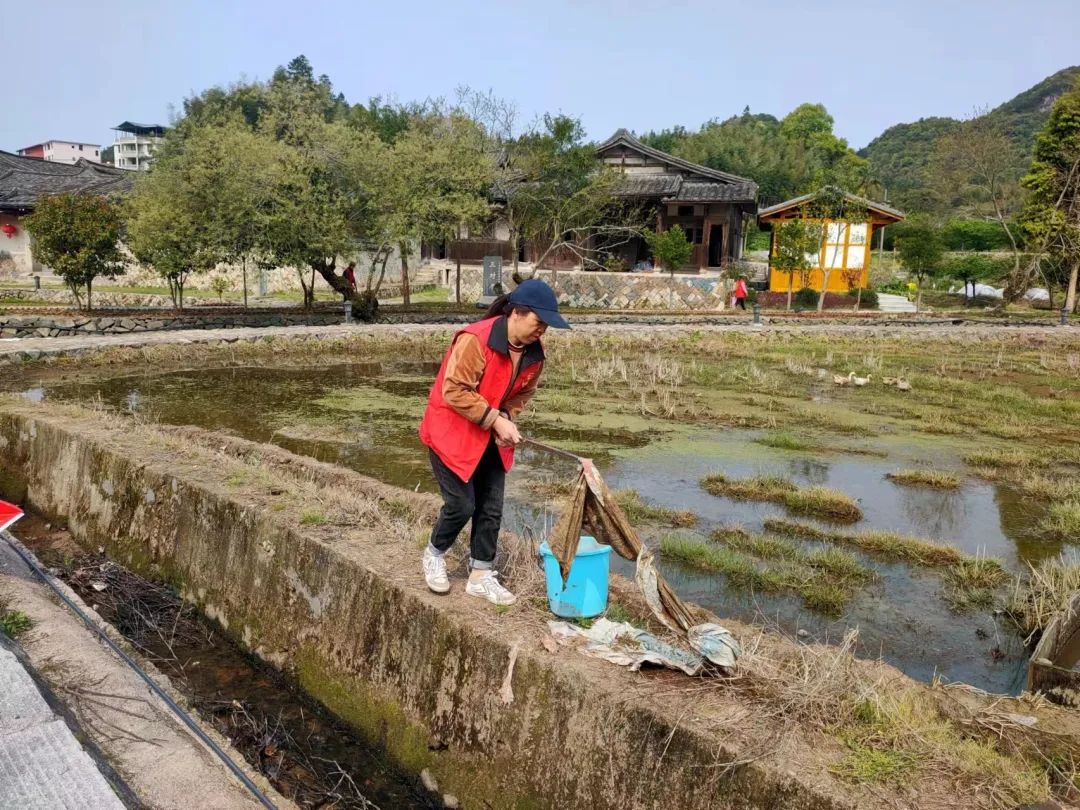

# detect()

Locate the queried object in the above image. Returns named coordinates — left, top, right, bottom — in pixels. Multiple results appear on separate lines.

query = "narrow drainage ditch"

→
left=15, top=515, right=445, bottom=810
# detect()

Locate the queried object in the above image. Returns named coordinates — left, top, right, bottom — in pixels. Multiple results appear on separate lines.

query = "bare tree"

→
left=933, top=113, right=1026, bottom=302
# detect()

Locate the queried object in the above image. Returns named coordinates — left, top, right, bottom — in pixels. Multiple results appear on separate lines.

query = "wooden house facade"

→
left=592, top=129, right=758, bottom=271
left=758, top=192, right=904, bottom=293
left=439, top=129, right=759, bottom=272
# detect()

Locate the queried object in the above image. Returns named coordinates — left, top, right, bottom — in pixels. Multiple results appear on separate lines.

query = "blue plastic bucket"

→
left=538, top=536, right=612, bottom=618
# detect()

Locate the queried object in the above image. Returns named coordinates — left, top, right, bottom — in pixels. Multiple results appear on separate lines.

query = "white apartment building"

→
left=111, top=121, right=166, bottom=170
left=16, top=140, right=101, bottom=164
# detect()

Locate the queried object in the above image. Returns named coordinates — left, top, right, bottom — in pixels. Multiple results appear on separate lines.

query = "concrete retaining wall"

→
left=0, top=402, right=853, bottom=810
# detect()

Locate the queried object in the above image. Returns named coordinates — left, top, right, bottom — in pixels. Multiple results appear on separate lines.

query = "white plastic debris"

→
left=547, top=618, right=736, bottom=676
left=687, top=623, right=741, bottom=669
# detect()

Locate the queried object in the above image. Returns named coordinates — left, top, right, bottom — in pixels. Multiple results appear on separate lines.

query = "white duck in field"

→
left=896, top=378, right=912, bottom=391
left=852, top=373, right=872, bottom=387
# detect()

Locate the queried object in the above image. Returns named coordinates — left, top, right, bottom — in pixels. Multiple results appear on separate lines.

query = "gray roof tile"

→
left=611, top=174, right=683, bottom=197
left=0, top=151, right=133, bottom=212
left=665, top=181, right=757, bottom=203
left=596, top=128, right=758, bottom=188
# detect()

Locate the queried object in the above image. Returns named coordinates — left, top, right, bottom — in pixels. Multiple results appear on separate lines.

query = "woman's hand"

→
left=492, top=415, right=522, bottom=447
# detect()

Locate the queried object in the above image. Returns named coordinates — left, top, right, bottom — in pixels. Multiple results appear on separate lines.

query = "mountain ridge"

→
left=859, top=65, right=1080, bottom=209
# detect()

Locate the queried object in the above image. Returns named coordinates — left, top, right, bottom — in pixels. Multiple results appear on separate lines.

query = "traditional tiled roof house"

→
left=0, top=150, right=133, bottom=275
left=595, top=129, right=758, bottom=271
left=440, top=129, right=760, bottom=273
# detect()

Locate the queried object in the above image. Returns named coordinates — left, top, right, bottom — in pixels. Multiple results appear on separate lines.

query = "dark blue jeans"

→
left=428, top=439, right=505, bottom=569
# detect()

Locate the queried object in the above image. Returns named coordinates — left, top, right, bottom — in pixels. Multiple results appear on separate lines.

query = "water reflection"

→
left=897, top=486, right=967, bottom=538
left=786, top=458, right=830, bottom=486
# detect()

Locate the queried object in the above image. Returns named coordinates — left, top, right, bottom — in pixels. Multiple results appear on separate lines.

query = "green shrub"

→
left=940, top=253, right=1010, bottom=286
left=603, top=254, right=628, bottom=273
left=794, top=287, right=818, bottom=310
left=940, top=220, right=1012, bottom=251
left=878, top=279, right=909, bottom=295
left=849, top=288, right=879, bottom=309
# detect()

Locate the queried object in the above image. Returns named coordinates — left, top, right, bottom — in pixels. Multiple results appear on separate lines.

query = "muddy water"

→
left=24, top=364, right=1055, bottom=694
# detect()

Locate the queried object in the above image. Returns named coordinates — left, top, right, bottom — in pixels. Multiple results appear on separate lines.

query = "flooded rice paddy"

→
left=17, top=357, right=1073, bottom=696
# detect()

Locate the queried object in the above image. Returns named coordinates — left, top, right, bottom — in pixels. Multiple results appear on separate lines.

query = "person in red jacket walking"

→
left=733, top=276, right=749, bottom=310
left=419, top=279, right=570, bottom=605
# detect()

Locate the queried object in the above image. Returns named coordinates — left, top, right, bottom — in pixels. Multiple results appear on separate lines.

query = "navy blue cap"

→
left=508, top=279, right=570, bottom=329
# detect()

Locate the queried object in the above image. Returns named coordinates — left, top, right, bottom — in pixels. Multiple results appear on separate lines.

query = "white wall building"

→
left=111, top=121, right=166, bottom=171
left=16, top=140, right=101, bottom=164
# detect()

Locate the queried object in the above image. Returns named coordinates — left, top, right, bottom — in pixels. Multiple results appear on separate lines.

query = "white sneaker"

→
left=465, top=571, right=516, bottom=606
left=422, top=547, right=450, bottom=594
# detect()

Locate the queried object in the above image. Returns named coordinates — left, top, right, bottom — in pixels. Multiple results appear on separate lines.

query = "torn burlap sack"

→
left=547, top=460, right=697, bottom=634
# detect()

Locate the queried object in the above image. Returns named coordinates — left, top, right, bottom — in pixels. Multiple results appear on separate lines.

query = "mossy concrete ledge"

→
left=0, top=400, right=863, bottom=810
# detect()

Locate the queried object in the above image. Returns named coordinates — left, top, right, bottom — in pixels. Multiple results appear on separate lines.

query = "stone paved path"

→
left=0, top=540, right=125, bottom=810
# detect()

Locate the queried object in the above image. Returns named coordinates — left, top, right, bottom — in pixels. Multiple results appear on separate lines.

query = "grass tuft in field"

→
left=299, top=510, right=328, bottom=526
left=764, top=518, right=964, bottom=567
left=663, top=531, right=869, bottom=616
left=785, top=486, right=863, bottom=522
left=886, top=469, right=962, bottom=489
left=831, top=744, right=920, bottom=785
left=615, top=489, right=698, bottom=528
left=963, top=449, right=1034, bottom=469
left=1039, top=500, right=1080, bottom=541
left=1016, top=473, right=1080, bottom=502
left=943, top=554, right=1009, bottom=611
left=702, top=474, right=862, bottom=522
left=701, top=472, right=795, bottom=501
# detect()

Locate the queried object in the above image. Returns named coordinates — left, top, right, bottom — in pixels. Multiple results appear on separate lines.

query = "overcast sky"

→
left=3, top=0, right=1078, bottom=154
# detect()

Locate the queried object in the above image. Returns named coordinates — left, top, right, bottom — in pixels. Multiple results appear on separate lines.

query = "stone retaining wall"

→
left=452, top=267, right=733, bottom=310
left=0, top=403, right=854, bottom=810
left=1, top=283, right=436, bottom=310
left=0, top=307, right=974, bottom=339
left=0, top=310, right=346, bottom=338
left=0, top=287, right=217, bottom=308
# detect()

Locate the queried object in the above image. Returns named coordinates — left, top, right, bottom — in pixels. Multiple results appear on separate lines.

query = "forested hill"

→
left=859, top=65, right=1080, bottom=210
left=639, top=66, right=1078, bottom=215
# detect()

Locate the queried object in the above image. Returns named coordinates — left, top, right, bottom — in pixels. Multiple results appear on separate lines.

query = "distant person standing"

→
left=343, top=262, right=357, bottom=293
left=734, top=276, right=748, bottom=310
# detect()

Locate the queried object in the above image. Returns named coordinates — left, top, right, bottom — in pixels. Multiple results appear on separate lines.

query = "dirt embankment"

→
left=0, top=397, right=1075, bottom=810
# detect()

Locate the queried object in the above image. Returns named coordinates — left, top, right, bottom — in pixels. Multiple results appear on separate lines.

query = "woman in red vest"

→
left=419, top=279, right=570, bottom=605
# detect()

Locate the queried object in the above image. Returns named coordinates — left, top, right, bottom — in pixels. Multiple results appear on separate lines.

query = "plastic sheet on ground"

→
left=548, top=618, right=711, bottom=675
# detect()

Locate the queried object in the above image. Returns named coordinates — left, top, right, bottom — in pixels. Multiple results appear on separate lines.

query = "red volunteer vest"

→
left=419, top=316, right=544, bottom=482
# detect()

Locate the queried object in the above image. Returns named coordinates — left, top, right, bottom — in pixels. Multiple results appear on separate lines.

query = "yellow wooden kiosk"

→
left=758, top=191, right=904, bottom=293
